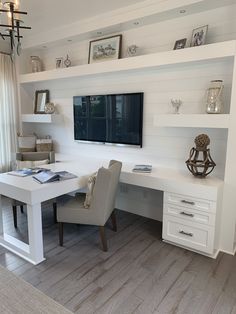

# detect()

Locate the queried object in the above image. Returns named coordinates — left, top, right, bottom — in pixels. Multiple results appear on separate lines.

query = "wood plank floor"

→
left=1, top=197, right=236, bottom=314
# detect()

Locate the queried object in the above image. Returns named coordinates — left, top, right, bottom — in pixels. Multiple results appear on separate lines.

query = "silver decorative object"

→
left=171, top=99, right=182, bottom=114
left=206, top=80, right=224, bottom=114
left=127, top=45, right=139, bottom=57
left=64, top=54, right=71, bottom=67
left=44, top=102, right=55, bottom=114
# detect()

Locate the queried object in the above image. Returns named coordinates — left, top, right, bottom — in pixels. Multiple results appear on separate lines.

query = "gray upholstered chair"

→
left=12, top=151, right=56, bottom=228
left=57, top=160, right=122, bottom=251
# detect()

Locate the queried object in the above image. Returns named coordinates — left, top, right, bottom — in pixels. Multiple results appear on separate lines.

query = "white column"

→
left=220, top=47, right=236, bottom=254
left=27, top=203, right=45, bottom=264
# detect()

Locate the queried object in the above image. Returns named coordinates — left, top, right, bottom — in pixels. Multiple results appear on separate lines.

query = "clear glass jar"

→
left=30, top=56, right=42, bottom=73
left=206, top=80, right=224, bottom=114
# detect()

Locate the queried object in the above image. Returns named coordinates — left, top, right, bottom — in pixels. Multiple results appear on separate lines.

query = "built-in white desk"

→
left=0, top=159, right=224, bottom=264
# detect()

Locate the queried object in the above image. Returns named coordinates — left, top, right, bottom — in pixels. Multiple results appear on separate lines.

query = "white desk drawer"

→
left=164, top=192, right=216, bottom=213
left=164, top=203, right=215, bottom=226
left=163, top=215, right=214, bottom=254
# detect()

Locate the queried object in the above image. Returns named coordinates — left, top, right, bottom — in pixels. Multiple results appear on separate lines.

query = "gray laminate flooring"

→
left=1, top=197, right=236, bottom=314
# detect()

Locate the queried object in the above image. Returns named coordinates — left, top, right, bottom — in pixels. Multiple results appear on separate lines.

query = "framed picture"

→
left=190, top=25, right=208, bottom=47
left=88, top=34, right=122, bottom=64
left=56, top=57, right=64, bottom=69
left=173, top=38, right=187, bottom=50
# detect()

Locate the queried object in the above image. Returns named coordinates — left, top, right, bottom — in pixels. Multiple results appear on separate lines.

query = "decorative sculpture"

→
left=186, top=134, right=216, bottom=178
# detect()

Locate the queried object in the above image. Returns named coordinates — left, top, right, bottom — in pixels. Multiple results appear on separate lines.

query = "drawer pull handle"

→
left=180, top=211, right=194, bottom=218
left=179, top=230, right=193, bottom=237
left=181, top=200, right=195, bottom=206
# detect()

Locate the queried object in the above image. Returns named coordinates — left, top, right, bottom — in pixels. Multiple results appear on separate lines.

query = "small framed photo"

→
left=88, top=34, right=122, bottom=64
left=56, top=57, right=64, bottom=69
left=190, top=25, right=208, bottom=47
left=173, top=38, right=187, bottom=50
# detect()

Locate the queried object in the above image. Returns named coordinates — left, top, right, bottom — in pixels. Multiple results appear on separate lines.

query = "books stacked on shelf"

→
left=33, top=170, right=77, bottom=184
left=8, top=167, right=50, bottom=177
left=132, top=165, right=152, bottom=173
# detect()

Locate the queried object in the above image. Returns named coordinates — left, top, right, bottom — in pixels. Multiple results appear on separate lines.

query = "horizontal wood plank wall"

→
left=20, top=4, right=236, bottom=220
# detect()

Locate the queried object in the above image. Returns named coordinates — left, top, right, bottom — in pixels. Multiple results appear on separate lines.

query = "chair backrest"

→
left=90, top=160, right=122, bottom=225
left=16, top=151, right=55, bottom=163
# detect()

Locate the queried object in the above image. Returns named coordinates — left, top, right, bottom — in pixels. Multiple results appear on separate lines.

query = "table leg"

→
left=0, top=195, right=3, bottom=235
left=26, top=203, right=45, bottom=264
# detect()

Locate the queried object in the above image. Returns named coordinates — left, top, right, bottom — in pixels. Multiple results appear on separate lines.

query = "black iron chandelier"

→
left=0, top=0, right=31, bottom=56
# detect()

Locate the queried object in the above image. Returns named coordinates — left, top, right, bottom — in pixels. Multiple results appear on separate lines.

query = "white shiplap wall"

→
left=21, top=4, right=236, bottom=220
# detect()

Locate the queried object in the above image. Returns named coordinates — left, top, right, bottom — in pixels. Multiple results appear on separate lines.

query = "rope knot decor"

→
left=186, top=134, right=216, bottom=178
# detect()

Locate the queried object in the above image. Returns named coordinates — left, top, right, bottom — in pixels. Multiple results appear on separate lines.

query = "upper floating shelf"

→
left=19, top=40, right=236, bottom=85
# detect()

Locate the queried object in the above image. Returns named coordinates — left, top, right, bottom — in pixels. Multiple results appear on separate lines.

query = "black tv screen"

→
left=73, top=93, right=143, bottom=146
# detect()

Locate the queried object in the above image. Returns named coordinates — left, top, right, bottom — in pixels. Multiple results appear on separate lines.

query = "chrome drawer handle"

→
left=179, top=230, right=193, bottom=237
left=181, top=200, right=195, bottom=206
left=180, top=211, right=194, bottom=218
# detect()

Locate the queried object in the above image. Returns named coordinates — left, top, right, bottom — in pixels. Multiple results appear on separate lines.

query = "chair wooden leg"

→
left=99, top=226, right=108, bottom=252
left=20, top=205, right=24, bottom=213
left=111, top=211, right=117, bottom=232
left=12, top=206, right=17, bottom=228
left=58, top=222, right=64, bottom=246
left=53, top=202, right=57, bottom=224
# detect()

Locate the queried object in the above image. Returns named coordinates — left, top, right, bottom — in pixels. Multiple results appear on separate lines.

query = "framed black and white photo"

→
left=56, top=57, right=64, bottom=69
left=173, top=38, right=187, bottom=50
left=190, top=25, right=208, bottom=47
left=88, top=35, right=122, bottom=64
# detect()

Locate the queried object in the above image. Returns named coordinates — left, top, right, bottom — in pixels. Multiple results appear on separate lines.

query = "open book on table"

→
left=8, top=167, right=50, bottom=177
left=132, top=165, right=152, bottom=173
left=32, top=170, right=77, bottom=184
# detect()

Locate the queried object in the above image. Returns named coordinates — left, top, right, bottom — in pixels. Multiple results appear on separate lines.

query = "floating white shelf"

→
left=154, top=114, right=230, bottom=129
left=19, top=41, right=236, bottom=84
left=21, top=114, right=61, bottom=123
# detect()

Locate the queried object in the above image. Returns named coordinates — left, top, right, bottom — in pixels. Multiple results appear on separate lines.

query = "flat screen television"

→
left=73, top=92, right=143, bottom=147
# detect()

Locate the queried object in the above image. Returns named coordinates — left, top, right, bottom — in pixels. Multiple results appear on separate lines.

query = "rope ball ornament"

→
left=194, top=134, right=210, bottom=150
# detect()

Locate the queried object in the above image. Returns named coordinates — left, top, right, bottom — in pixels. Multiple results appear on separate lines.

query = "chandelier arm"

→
left=1, top=33, right=23, bottom=38
left=0, top=24, right=31, bottom=29
left=0, top=9, right=27, bottom=15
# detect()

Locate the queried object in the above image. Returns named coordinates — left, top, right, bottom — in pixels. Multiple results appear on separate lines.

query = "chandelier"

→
left=0, top=0, right=31, bottom=56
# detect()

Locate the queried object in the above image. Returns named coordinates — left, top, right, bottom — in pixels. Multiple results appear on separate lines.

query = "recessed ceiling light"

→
left=180, top=9, right=186, bottom=14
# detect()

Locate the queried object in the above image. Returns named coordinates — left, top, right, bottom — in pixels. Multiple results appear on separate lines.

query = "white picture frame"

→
left=55, top=57, right=64, bottom=69
left=190, top=25, right=208, bottom=47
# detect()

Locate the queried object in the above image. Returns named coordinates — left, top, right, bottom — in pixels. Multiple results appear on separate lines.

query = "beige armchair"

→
left=57, top=160, right=122, bottom=251
left=12, top=151, right=56, bottom=228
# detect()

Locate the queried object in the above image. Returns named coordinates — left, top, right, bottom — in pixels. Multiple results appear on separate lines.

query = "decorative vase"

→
left=30, top=56, right=42, bottom=73
left=206, top=80, right=224, bottom=114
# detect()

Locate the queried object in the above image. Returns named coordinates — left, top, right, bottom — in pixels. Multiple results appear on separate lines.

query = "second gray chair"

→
left=57, top=160, right=122, bottom=251
left=12, top=151, right=56, bottom=228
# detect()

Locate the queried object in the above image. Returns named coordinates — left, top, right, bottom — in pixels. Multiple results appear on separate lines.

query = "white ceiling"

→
left=20, top=0, right=145, bottom=35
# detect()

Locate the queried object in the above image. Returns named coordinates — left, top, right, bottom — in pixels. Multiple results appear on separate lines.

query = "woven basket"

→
left=18, top=135, right=36, bottom=152
left=36, top=139, right=53, bottom=152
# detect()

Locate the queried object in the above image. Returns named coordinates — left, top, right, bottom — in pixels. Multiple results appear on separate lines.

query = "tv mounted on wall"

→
left=73, top=92, right=143, bottom=147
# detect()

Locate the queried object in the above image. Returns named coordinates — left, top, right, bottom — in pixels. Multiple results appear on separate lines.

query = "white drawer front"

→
left=163, top=215, right=214, bottom=254
left=164, top=203, right=215, bottom=226
left=164, top=192, right=216, bottom=213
